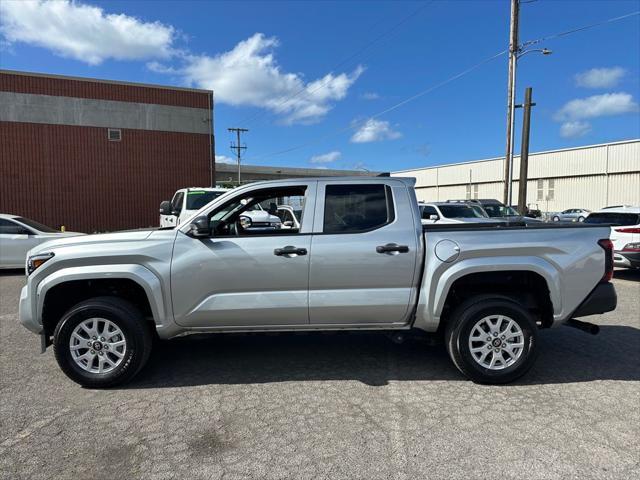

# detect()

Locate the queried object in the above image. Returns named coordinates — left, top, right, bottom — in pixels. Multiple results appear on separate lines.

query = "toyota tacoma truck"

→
left=19, top=177, right=617, bottom=387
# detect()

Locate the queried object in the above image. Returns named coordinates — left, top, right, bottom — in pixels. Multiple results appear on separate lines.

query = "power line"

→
left=246, top=9, right=640, bottom=162
left=236, top=1, right=435, bottom=128
left=522, top=10, right=640, bottom=47
left=245, top=49, right=508, bottom=161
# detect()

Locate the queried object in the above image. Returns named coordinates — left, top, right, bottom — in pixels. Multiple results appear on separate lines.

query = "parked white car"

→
left=551, top=208, right=591, bottom=222
left=585, top=206, right=640, bottom=269
left=418, top=202, right=498, bottom=225
left=160, top=187, right=283, bottom=231
left=0, top=214, right=84, bottom=269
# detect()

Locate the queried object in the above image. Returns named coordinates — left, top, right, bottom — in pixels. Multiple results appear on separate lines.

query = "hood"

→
left=30, top=229, right=156, bottom=255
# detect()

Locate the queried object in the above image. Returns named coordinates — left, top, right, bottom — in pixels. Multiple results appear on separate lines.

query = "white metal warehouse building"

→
left=392, top=139, right=639, bottom=212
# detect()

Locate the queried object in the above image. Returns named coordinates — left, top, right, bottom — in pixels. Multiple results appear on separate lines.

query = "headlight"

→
left=27, top=252, right=55, bottom=275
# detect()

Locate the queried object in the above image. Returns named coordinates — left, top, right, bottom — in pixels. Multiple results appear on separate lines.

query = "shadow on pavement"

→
left=614, top=269, right=640, bottom=282
left=0, top=269, right=25, bottom=277
left=124, top=324, right=640, bottom=389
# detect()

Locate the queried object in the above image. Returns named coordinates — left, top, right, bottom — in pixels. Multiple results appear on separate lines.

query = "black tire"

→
left=444, top=296, right=538, bottom=384
left=53, top=296, right=153, bottom=388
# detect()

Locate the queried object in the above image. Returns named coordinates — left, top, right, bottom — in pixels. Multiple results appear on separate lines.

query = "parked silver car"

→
left=0, top=214, right=83, bottom=269
left=552, top=209, right=591, bottom=222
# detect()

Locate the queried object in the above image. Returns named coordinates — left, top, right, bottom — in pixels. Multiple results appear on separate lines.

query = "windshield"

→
left=186, top=191, right=225, bottom=210
left=584, top=212, right=640, bottom=226
left=483, top=205, right=519, bottom=217
left=438, top=205, right=485, bottom=218
left=15, top=217, right=58, bottom=233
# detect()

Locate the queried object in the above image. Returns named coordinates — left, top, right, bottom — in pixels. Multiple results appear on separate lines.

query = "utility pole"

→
left=228, top=127, right=248, bottom=185
left=503, top=0, right=519, bottom=206
left=517, top=87, right=535, bottom=215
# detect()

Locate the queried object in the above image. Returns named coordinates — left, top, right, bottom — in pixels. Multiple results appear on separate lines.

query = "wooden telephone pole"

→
left=517, top=87, right=535, bottom=214
left=228, top=127, right=248, bottom=185
left=503, top=0, right=519, bottom=205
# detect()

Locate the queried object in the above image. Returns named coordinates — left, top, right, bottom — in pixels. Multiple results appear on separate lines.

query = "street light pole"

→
left=503, top=0, right=519, bottom=206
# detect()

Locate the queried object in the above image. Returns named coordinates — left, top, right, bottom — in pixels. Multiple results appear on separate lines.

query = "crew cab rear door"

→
left=308, top=180, right=419, bottom=325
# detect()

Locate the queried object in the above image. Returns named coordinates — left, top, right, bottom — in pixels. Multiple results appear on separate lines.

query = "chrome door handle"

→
left=376, top=243, right=409, bottom=254
left=274, top=246, right=307, bottom=256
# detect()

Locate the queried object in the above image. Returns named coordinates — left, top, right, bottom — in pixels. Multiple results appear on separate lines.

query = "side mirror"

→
left=283, top=220, right=293, bottom=227
left=159, top=201, right=172, bottom=216
left=429, top=215, right=439, bottom=221
left=187, top=215, right=211, bottom=238
left=239, top=215, right=252, bottom=229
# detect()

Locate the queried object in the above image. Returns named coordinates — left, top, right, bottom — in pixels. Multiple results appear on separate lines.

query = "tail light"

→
left=598, top=239, right=614, bottom=282
left=614, top=227, right=640, bottom=234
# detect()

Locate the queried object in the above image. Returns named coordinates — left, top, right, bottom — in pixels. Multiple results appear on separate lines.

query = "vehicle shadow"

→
left=614, top=269, right=640, bottom=282
left=0, top=268, right=25, bottom=277
left=124, top=325, right=640, bottom=389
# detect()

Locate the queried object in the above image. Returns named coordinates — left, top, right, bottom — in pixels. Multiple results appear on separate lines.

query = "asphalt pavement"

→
left=1, top=270, right=638, bottom=480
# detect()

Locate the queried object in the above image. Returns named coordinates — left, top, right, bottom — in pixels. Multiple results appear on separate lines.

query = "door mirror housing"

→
left=429, top=215, right=439, bottom=221
left=187, top=216, right=211, bottom=238
left=283, top=220, right=293, bottom=227
left=159, top=201, right=172, bottom=216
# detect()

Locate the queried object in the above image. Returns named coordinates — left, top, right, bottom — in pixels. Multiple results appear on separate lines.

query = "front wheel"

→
left=578, top=216, right=585, bottom=222
left=53, top=297, right=153, bottom=388
left=553, top=216, right=560, bottom=222
left=445, top=297, right=538, bottom=384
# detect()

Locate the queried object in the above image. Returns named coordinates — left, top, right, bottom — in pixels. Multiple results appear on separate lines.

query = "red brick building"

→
left=0, top=70, right=214, bottom=232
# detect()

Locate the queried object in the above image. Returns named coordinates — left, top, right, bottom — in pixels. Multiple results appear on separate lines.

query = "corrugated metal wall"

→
left=0, top=122, right=210, bottom=232
left=397, top=140, right=640, bottom=211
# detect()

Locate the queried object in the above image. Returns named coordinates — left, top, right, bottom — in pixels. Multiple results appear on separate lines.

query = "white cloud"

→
left=554, top=93, right=639, bottom=121
left=360, top=92, right=380, bottom=100
left=215, top=155, right=235, bottom=164
left=310, top=151, right=341, bottom=164
left=181, top=33, right=363, bottom=124
left=0, top=0, right=175, bottom=65
left=350, top=119, right=402, bottom=143
left=575, top=67, right=626, bottom=89
left=559, top=121, right=592, bottom=139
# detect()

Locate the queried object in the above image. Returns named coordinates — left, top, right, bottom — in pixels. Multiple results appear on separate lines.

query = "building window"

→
left=548, top=178, right=555, bottom=200
left=466, top=184, right=471, bottom=200
left=537, top=179, right=544, bottom=201
left=473, top=184, right=479, bottom=199
left=108, top=128, right=121, bottom=141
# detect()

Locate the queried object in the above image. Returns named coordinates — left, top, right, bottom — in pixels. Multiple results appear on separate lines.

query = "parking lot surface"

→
left=1, top=270, right=639, bottom=480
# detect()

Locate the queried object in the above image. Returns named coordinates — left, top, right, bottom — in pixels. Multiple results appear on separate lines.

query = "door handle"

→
left=376, top=243, right=409, bottom=254
left=274, top=246, right=307, bottom=256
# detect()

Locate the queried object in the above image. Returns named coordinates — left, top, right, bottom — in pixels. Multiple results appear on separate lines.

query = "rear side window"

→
left=323, top=184, right=394, bottom=234
left=584, top=213, right=640, bottom=226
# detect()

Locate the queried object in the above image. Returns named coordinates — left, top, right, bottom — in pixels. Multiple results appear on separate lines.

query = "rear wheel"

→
left=445, top=297, right=538, bottom=384
left=578, top=216, right=585, bottom=222
left=553, top=216, right=560, bottom=222
left=53, top=297, right=153, bottom=388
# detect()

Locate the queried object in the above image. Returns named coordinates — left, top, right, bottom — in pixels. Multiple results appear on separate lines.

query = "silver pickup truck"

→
left=19, top=177, right=617, bottom=387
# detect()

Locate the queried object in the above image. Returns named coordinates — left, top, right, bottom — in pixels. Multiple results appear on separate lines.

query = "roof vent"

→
left=108, top=128, right=122, bottom=141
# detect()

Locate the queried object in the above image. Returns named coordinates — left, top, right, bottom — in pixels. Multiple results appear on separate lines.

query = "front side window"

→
left=171, top=192, right=184, bottom=214
left=14, top=217, right=55, bottom=233
left=421, top=205, right=438, bottom=219
left=0, top=218, right=31, bottom=235
left=323, top=184, right=394, bottom=234
left=209, top=186, right=306, bottom=236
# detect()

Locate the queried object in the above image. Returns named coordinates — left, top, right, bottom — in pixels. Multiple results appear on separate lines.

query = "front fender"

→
left=35, top=264, right=168, bottom=329
left=414, top=256, right=561, bottom=332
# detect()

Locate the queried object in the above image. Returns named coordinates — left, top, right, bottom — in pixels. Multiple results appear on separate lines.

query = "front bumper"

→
left=571, top=282, right=617, bottom=318
left=613, top=250, right=640, bottom=269
left=19, top=285, right=42, bottom=334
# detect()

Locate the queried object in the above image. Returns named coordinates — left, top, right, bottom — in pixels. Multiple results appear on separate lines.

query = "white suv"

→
left=418, top=202, right=497, bottom=225
left=585, top=206, right=640, bottom=269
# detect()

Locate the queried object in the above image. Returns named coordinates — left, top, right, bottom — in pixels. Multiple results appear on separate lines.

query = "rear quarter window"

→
left=323, top=184, right=394, bottom=234
left=584, top=213, right=640, bottom=226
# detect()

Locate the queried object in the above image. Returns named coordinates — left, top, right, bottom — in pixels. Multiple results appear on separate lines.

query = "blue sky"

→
left=1, top=0, right=639, bottom=172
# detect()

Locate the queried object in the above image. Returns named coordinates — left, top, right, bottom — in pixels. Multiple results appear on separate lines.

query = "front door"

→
left=308, top=181, right=419, bottom=325
left=171, top=182, right=316, bottom=328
